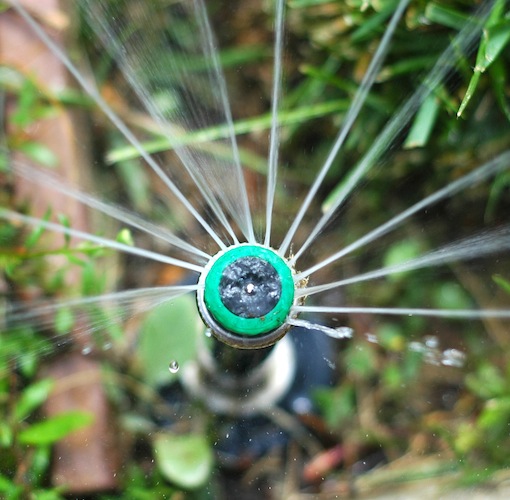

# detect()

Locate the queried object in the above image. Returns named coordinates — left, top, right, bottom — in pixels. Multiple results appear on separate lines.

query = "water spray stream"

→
left=192, top=0, right=255, bottom=243
left=299, top=226, right=510, bottom=297
left=8, top=155, right=211, bottom=263
left=294, top=306, right=510, bottom=320
left=296, top=150, right=510, bottom=280
left=0, top=209, right=204, bottom=273
left=9, top=0, right=228, bottom=250
left=264, top=0, right=285, bottom=247
left=83, top=0, right=243, bottom=245
left=279, top=0, right=410, bottom=256
left=288, top=1, right=493, bottom=263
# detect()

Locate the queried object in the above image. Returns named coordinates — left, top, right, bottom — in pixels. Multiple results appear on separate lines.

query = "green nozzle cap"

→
left=203, top=245, right=294, bottom=336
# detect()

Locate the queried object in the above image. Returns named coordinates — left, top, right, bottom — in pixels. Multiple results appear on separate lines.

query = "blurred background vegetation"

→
left=1, top=0, right=510, bottom=498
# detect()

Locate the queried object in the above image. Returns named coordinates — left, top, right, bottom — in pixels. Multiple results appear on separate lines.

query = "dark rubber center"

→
left=219, top=256, right=282, bottom=318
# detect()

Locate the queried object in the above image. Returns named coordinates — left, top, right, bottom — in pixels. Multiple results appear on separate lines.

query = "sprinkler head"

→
left=197, top=244, right=296, bottom=349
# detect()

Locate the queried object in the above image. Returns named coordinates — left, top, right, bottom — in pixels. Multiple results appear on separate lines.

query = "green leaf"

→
left=424, top=3, right=470, bottom=31
left=493, top=274, right=510, bottom=295
left=484, top=22, right=510, bottom=69
left=17, top=141, right=57, bottom=168
left=153, top=433, right=213, bottom=490
left=0, top=475, right=13, bottom=491
left=432, top=282, right=472, bottom=310
left=106, top=100, right=349, bottom=164
left=57, top=214, right=72, bottom=246
left=138, top=295, right=201, bottom=387
left=18, top=411, right=94, bottom=446
left=289, top=0, right=340, bottom=8
left=314, top=384, right=355, bottom=428
left=0, top=422, right=13, bottom=447
left=116, top=228, right=135, bottom=247
left=31, top=490, right=65, bottom=500
left=489, top=59, right=510, bottom=122
left=25, top=208, right=52, bottom=249
left=0, top=474, right=22, bottom=498
left=14, top=378, right=54, bottom=421
left=11, top=79, right=38, bottom=128
left=404, top=94, right=440, bottom=148
left=351, top=0, right=399, bottom=43
left=383, top=239, right=423, bottom=282
left=0, top=149, right=7, bottom=173
left=54, top=307, right=75, bottom=335
left=465, top=364, right=507, bottom=400
left=478, top=396, right=510, bottom=431
left=377, top=323, right=405, bottom=352
left=457, top=0, right=507, bottom=117
left=457, top=69, right=481, bottom=118
left=345, top=342, right=377, bottom=379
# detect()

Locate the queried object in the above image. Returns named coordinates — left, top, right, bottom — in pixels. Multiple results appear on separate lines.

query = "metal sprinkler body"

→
left=184, top=244, right=300, bottom=415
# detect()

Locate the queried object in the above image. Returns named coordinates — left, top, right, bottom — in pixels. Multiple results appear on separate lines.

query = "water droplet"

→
left=409, top=341, right=424, bottom=353
left=441, top=348, right=466, bottom=368
left=425, top=336, right=438, bottom=349
left=246, top=283, right=255, bottom=294
left=365, top=333, right=378, bottom=344
left=102, top=342, right=112, bottom=351
left=168, top=360, right=180, bottom=373
left=81, top=345, right=92, bottom=356
left=323, top=356, right=336, bottom=369
left=205, top=329, right=212, bottom=338
left=292, top=396, right=313, bottom=414
left=324, top=326, right=354, bottom=339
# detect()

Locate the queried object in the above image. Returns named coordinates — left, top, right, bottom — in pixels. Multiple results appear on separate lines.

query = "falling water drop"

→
left=330, top=326, right=354, bottom=339
left=365, top=333, right=378, bottom=344
left=81, top=345, right=93, bottom=356
left=102, top=341, right=113, bottom=351
left=323, top=356, right=336, bottom=369
left=441, top=348, right=466, bottom=368
left=205, top=329, right=212, bottom=338
left=168, top=360, right=180, bottom=373
left=424, top=336, right=439, bottom=349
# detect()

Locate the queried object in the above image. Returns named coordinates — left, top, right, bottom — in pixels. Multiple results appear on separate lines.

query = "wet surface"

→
left=219, top=257, right=282, bottom=318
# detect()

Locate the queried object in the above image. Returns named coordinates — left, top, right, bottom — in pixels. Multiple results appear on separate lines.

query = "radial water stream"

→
left=2, top=285, right=197, bottom=373
left=278, top=0, right=410, bottom=256
left=289, top=2, right=492, bottom=264
left=296, top=150, right=510, bottom=280
left=299, top=226, right=510, bottom=297
left=83, top=0, right=254, bottom=243
left=7, top=285, right=198, bottom=325
left=264, top=0, right=285, bottom=247
left=295, top=306, right=510, bottom=320
left=9, top=0, right=227, bottom=250
left=192, top=0, right=255, bottom=243
left=8, top=156, right=211, bottom=263
left=0, top=209, right=204, bottom=273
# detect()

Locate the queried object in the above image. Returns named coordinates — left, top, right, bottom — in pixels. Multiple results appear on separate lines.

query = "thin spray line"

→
left=8, top=155, right=211, bottom=262
left=193, top=0, right=255, bottom=243
left=294, top=305, right=510, bottom=320
left=7, top=285, right=198, bottom=324
left=1, top=209, right=204, bottom=273
left=297, top=226, right=510, bottom=297
left=264, top=0, right=285, bottom=247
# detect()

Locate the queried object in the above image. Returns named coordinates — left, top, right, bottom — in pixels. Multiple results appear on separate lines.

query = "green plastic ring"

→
left=203, top=245, right=294, bottom=336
